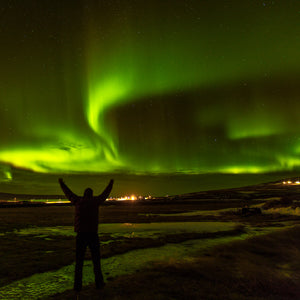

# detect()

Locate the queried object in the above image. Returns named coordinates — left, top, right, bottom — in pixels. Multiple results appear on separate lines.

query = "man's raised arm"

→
left=58, top=178, right=79, bottom=204
left=96, top=179, right=114, bottom=204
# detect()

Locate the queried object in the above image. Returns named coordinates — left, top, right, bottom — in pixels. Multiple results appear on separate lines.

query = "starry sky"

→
left=0, top=0, right=299, bottom=196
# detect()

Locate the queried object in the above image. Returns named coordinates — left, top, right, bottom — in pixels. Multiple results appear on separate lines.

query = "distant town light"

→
left=282, top=180, right=300, bottom=185
left=107, top=194, right=152, bottom=201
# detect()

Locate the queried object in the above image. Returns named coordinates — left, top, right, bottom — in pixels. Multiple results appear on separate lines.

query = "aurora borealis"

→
left=0, top=0, right=300, bottom=195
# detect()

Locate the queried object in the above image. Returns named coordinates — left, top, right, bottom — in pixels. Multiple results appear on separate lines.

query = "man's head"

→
left=84, top=188, right=93, bottom=198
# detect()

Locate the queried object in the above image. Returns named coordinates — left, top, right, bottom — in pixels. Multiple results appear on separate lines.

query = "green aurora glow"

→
left=0, top=1, right=300, bottom=193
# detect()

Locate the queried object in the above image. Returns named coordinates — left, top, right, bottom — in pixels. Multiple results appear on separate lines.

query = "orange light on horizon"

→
left=282, top=180, right=300, bottom=185
left=107, top=194, right=151, bottom=201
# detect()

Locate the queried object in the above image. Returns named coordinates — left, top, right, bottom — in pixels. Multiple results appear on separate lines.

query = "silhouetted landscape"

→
left=1, top=178, right=300, bottom=299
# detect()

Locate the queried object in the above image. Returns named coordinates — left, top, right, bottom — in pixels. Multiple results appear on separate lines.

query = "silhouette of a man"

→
left=59, top=178, right=114, bottom=292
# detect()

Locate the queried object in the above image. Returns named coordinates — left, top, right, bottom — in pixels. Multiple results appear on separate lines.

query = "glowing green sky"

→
left=0, top=0, right=300, bottom=194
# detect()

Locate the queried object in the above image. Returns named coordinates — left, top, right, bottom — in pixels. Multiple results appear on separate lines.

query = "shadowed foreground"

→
left=50, top=226, right=300, bottom=300
left=2, top=179, right=300, bottom=299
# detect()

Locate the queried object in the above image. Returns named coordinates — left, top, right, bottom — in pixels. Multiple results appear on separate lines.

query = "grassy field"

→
left=62, top=225, right=300, bottom=300
left=1, top=191, right=300, bottom=299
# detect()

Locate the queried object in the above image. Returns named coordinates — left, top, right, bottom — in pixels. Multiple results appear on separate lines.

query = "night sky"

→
left=0, top=0, right=300, bottom=196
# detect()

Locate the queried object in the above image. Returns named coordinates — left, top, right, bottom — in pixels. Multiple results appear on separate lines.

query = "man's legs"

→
left=74, top=233, right=87, bottom=291
left=89, top=233, right=105, bottom=288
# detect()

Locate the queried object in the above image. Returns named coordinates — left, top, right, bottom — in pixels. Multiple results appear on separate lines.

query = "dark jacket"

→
left=59, top=179, right=114, bottom=233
